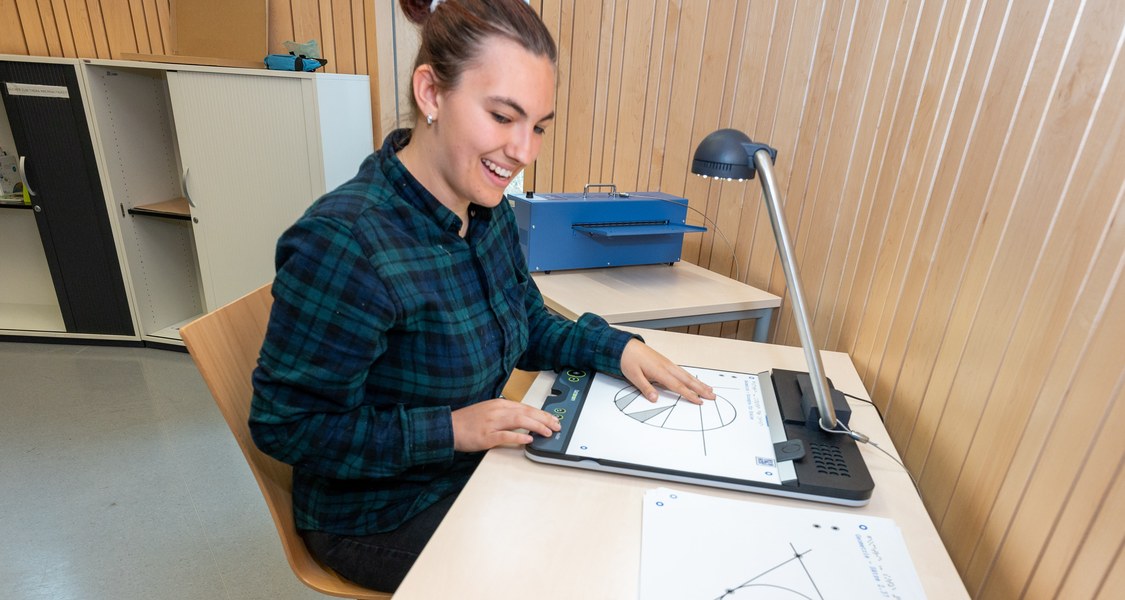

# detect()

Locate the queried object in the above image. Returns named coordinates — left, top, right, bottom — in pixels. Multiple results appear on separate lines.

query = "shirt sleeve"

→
left=249, top=214, right=454, bottom=481
left=499, top=206, right=639, bottom=375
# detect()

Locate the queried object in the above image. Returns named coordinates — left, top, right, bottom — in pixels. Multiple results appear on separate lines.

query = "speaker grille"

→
left=810, top=443, right=851, bottom=477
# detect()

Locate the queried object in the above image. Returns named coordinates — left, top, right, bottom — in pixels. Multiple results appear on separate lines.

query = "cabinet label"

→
left=5, top=83, right=69, bottom=99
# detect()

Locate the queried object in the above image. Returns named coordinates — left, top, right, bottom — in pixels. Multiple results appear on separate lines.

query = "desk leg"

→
left=752, top=309, right=773, bottom=343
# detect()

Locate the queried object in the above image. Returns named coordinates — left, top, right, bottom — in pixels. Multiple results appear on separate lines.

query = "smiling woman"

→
left=396, top=35, right=556, bottom=234
left=246, top=0, right=715, bottom=593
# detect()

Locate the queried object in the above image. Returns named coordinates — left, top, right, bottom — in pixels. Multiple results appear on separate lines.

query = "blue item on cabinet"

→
left=264, top=53, right=327, bottom=72
left=510, top=186, right=706, bottom=272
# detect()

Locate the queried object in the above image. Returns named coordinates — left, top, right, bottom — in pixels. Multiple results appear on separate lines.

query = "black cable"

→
left=831, top=391, right=922, bottom=495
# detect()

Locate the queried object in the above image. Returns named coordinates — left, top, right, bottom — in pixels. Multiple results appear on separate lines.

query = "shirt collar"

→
left=378, top=129, right=495, bottom=234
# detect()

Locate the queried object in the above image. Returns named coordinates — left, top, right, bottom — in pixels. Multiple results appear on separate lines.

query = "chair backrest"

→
left=180, top=283, right=390, bottom=599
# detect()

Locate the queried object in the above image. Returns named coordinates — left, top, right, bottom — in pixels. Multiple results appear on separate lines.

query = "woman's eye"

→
left=492, top=113, right=511, bottom=124
left=533, top=125, right=546, bottom=135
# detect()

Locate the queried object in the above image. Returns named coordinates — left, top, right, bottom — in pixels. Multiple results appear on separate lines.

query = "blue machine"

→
left=510, top=186, right=706, bottom=272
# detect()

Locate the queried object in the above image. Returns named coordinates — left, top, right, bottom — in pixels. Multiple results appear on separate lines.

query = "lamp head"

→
left=691, top=128, right=778, bottom=181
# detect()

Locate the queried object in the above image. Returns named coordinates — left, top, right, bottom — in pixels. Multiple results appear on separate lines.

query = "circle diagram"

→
left=614, top=386, right=737, bottom=431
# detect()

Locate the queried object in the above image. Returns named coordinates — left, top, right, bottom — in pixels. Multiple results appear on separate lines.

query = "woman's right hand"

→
left=451, top=398, right=561, bottom=452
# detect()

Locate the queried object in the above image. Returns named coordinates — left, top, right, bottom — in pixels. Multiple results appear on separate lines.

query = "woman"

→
left=249, top=0, right=714, bottom=591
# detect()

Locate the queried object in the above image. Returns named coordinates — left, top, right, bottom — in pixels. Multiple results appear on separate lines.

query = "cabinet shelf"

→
left=127, top=197, right=191, bottom=220
left=149, top=314, right=202, bottom=342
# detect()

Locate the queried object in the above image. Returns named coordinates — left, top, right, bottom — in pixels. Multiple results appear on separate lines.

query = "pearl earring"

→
left=426, top=114, right=434, bottom=126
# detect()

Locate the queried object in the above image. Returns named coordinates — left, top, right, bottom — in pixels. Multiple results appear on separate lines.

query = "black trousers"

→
left=300, top=491, right=459, bottom=593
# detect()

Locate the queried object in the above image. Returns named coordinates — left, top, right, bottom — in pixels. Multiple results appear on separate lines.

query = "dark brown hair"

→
left=399, top=0, right=557, bottom=115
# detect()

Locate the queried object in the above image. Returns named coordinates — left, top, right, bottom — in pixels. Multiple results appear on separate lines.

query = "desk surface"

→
left=532, top=261, right=780, bottom=325
left=395, top=329, right=969, bottom=599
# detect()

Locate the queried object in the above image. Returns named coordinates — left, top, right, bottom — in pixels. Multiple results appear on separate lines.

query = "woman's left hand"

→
left=619, top=339, right=716, bottom=404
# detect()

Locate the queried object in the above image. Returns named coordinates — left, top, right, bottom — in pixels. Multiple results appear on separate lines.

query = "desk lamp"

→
left=691, top=129, right=840, bottom=433
left=525, top=130, right=874, bottom=506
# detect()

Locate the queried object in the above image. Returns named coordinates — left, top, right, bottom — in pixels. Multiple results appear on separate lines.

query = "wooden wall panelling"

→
left=362, top=0, right=378, bottom=141
left=780, top=1, right=854, bottom=344
left=749, top=2, right=823, bottom=345
left=849, top=0, right=962, bottom=386
left=673, top=1, right=737, bottom=276
left=805, top=0, right=888, bottom=350
left=351, top=0, right=366, bottom=74
left=47, top=0, right=78, bottom=57
left=541, top=0, right=570, bottom=192
left=723, top=0, right=777, bottom=341
left=586, top=0, right=619, bottom=186
left=768, top=0, right=841, bottom=346
left=152, top=0, right=169, bottom=54
left=1026, top=259, right=1125, bottom=597
left=868, top=0, right=976, bottom=443
left=268, top=0, right=294, bottom=53
left=0, top=0, right=29, bottom=55
left=101, top=0, right=139, bottom=57
left=607, top=0, right=657, bottom=192
left=830, top=0, right=922, bottom=354
left=897, top=0, right=1026, bottom=474
left=977, top=243, right=1125, bottom=600
left=1098, top=542, right=1125, bottom=600
left=291, top=0, right=322, bottom=67
left=329, top=0, right=352, bottom=73
left=126, top=0, right=150, bottom=54
left=315, top=0, right=335, bottom=72
left=923, top=0, right=1096, bottom=579
left=83, top=0, right=112, bottom=59
left=708, top=0, right=756, bottom=342
left=373, top=0, right=420, bottom=133
left=558, top=0, right=601, bottom=193
left=834, top=0, right=924, bottom=366
left=906, top=0, right=1059, bottom=538
left=61, top=0, right=98, bottom=57
left=35, top=0, right=65, bottom=56
left=636, top=0, right=676, bottom=193
left=14, top=0, right=49, bottom=55
left=960, top=7, right=1125, bottom=593
left=741, top=1, right=794, bottom=300
left=1054, top=407, right=1125, bottom=599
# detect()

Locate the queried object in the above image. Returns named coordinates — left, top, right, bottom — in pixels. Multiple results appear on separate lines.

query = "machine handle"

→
left=582, top=183, right=626, bottom=198
left=18, top=156, right=36, bottom=196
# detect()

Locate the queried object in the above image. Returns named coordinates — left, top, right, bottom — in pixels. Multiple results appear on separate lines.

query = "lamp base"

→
left=772, top=369, right=853, bottom=430
left=767, top=369, right=873, bottom=503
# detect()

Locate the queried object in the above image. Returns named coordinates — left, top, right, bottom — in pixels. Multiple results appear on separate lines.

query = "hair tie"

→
left=429, top=0, right=446, bottom=12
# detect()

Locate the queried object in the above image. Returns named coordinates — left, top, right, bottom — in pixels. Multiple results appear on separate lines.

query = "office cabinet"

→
left=0, top=57, right=136, bottom=340
left=84, top=60, right=372, bottom=345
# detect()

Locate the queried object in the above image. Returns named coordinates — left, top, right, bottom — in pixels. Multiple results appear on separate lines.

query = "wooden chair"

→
left=180, top=283, right=390, bottom=599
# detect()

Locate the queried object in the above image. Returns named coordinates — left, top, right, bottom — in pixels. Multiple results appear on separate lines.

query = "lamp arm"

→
left=752, top=149, right=838, bottom=431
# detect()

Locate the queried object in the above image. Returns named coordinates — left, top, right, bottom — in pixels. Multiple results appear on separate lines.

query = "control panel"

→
left=528, top=368, right=594, bottom=454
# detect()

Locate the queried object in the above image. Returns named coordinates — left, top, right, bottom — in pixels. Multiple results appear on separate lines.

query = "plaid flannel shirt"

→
left=249, top=130, right=635, bottom=535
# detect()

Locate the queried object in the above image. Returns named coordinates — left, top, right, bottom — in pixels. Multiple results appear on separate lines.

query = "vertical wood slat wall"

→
left=7, top=0, right=1125, bottom=597
left=529, top=1, right=1122, bottom=598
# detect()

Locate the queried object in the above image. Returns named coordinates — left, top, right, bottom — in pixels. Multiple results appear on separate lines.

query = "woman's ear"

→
left=413, top=64, right=441, bottom=120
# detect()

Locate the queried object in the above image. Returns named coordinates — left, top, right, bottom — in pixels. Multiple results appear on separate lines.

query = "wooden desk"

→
left=395, top=329, right=969, bottom=599
left=532, top=262, right=781, bottom=342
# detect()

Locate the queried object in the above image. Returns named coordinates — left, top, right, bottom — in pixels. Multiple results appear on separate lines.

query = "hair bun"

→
left=399, top=0, right=434, bottom=25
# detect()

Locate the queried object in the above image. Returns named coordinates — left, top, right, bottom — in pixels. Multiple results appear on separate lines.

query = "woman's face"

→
left=428, top=36, right=556, bottom=211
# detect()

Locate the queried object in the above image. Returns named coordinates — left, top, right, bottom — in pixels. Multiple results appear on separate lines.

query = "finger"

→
left=636, top=379, right=660, bottom=402
left=487, top=430, right=534, bottom=448
left=496, top=403, right=560, bottom=437
left=515, top=413, right=558, bottom=438
left=678, top=373, right=715, bottom=401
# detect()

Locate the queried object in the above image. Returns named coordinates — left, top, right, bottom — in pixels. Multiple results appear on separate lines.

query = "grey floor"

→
left=0, top=341, right=323, bottom=600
